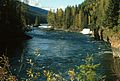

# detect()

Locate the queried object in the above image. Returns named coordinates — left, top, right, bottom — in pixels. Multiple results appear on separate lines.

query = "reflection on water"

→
left=0, top=28, right=118, bottom=80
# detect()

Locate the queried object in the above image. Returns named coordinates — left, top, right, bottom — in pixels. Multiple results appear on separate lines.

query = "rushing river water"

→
left=0, top=28, right=117, bottom=81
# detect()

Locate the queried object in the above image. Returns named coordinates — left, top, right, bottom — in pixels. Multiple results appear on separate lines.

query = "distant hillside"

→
left=26, top=5, right=48, bottom=24
left=28, top=6, right=48, bottom=15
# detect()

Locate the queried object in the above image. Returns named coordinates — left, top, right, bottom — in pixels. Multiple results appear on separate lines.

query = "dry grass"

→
left=0, top=55, right=17, bottom=81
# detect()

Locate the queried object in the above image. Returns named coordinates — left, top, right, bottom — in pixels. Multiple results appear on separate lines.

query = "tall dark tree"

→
left=105, top=0, right=119, bottom=28
left=65, top=6, right=72, bottom=29
left=0, top=0, right=28, bottom=39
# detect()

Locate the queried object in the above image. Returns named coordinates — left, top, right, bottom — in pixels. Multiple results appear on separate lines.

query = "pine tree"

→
left=56, top=8, right=63, bottom=28
left=65, top=6, right=71, bottom=29
left=47, top=10, right=55, bottom=27
left=71, top=6, right=76, bottom=28
left=105, top=0, right=119, bottom=28
left=34, top=16, right=40, bottom=27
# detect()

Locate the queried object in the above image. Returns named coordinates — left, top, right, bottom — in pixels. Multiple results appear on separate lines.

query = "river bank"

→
left=102, top=28, right=120, bottom=58
left=102, top=29, right=120, bottom=79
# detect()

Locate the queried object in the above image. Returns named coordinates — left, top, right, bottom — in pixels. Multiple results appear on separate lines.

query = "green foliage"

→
left=57, top=8, right=64, bottom=28
left=47, top=10, right=55, bottom=27
left=65, top=6, right=72, bottom=29
left=105, top=0, right=119, bottom=28
left=47, top=6, right=83, bottom=30
left=76, top=54, right=101, bottom=81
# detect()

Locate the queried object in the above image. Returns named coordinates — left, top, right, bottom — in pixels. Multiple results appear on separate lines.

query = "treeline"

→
left=47, top=0, right=120, bottom=40
left=47, top=6, right=83, bottom=31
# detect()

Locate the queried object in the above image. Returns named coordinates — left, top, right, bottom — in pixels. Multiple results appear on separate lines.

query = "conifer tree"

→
left=47, top=10, right=55, bottom=27
left=105, top=0, right=119, bottom=28
left=65, top=6, right=71, bottom=29
left=34, top=16, right=40, bottom=26
left=56, top=8, right=64, bottom=28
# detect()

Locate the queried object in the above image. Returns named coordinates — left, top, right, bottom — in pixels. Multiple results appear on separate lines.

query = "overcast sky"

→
left=28, top=0, right=84, bottom=10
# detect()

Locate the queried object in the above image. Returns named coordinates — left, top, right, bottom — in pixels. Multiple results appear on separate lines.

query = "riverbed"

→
left=0, top=27, right=116, bottom=80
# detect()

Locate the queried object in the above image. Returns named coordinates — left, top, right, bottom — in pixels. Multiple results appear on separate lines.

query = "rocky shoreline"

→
left=109, top=37, right=120, bottom=58
left=102, top=29, right=120, bottom=58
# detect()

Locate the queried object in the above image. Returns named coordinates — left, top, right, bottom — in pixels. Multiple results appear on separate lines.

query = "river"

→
left=0, top=28, right=117, bottom=81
